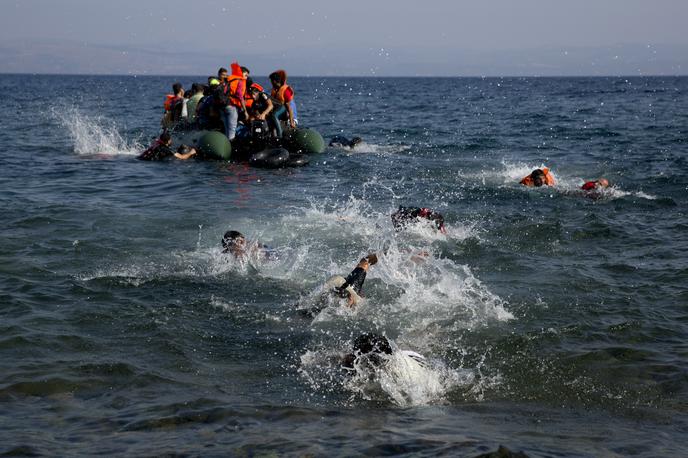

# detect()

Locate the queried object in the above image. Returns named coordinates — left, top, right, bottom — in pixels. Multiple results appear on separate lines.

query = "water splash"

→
left=52, top=106, right=142, bottom=156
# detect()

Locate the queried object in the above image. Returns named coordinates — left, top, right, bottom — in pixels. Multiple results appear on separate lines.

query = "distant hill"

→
left=0, top=39, right=685, bottom=76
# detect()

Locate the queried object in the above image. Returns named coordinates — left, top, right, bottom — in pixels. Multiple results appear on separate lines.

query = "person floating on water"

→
left=221, top=230, right=277, bottom=261
left=520, top=168, right=556, bottom=187
left=581, top=178, right=609, bottom=191
left=341, top=333, right=428, bottom=371
left=329, top=135, right=364, bottom=149
left=138, top=132, right=197, bottom=161
left=391, top=206, right=447, bottom=233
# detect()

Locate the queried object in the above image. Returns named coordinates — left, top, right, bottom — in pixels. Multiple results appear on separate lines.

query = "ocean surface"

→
left=1, top=74, right=687, bottom=456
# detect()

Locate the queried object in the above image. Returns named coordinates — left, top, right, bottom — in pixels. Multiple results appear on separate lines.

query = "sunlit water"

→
left=1, top=74, right=687, bottom=456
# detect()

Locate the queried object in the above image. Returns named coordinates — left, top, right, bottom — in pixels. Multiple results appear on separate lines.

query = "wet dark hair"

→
left=172, top=82, right=183, bottom=95
left=353, top=333, right=392, bottom=356
left=531, top=169, right=545, bottom=187
left=240, top=66, right=250, bottom=75
left=218, top=67, right=228, bottom=77
left=350, top=137, right=363, bottom=146
left=222, top=230, right=244, bottom=250
left=177, top=145, right=192, bottom=154
left=159, top=132, right=171, bottom=143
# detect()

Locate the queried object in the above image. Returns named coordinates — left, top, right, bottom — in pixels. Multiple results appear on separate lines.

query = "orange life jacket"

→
left=520, top=168, right=556, bottom=187
left=164, top=94, right=178, bottom=111
left=271, top=84, right=293, bottom=104
left=244, top=83, right=264, bottom=109
left=225, top=75, right=246, bottom=108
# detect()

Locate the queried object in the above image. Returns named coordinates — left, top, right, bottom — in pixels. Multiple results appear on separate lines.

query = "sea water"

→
left=1, top=74, right=687, bottom=456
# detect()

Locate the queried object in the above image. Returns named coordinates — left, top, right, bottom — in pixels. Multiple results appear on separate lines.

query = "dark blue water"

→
left=1, top=74, right=687, bottom=456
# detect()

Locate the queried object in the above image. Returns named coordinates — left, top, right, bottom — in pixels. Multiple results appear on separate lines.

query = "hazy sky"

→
left=1, top=0, right=687, bottom=75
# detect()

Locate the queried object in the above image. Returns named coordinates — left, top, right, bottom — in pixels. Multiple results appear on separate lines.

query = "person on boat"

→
left=186, top=83, right=205, bottom=124
left=581, top=178, right=609, bottom=191
left=325, top=254, right=378, bottom=308
left=197, top=80, right=221, bottom=130
left=216, top=62, right=248, bottom=140
left=221, top=230, right=277, bottom=260
left=341, top=333, right=428, bottom=371
left=329, top=136, right=364, bottom=149
left=391, top=206, right=447, bottom=234
left=161, top=83, right=185, bottom=128
left=247, top=83, right=274, bottom=122
left=268, top=70, right=297, bottom=138
left=520, top=168, right=556, bottom=187
left=138, top=132, right=197, bottom=161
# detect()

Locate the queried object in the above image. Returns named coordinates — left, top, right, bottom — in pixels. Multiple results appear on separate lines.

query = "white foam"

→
left=299, top=342, right=474, bottom=407
left=52, top=106, right=142, bottom=156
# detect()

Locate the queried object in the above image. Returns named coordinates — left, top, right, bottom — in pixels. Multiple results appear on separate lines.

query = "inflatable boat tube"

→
left=249, top=148, right=290, bottom=168
left=172, top=129, right=231, bottom=160
left=286, top=154, right=310, bottom=167
left=283, top=128, right=325, bottom=154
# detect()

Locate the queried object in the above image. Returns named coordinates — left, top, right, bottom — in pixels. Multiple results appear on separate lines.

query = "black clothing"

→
left=138, top=142, right=174, bottom=161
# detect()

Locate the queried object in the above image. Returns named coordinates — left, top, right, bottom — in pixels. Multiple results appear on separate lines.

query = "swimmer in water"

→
left=221, top=230, right=277, bottom=260
left=341, top=333, right=427, bottom=370
left=328, top=253, right=378, bottom=308
left=520, top=168, right=556, bottom=187
left=329, top=135, right=364, bottom=149
left=391, top=206, right=447, bottom=234
left=138, top=132, right=197, bottom=161
left=581, top=178, right=609, bottom=191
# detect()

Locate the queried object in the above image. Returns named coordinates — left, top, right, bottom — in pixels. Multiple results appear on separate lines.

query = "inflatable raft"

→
left=171, top=126, right=324, bottom=168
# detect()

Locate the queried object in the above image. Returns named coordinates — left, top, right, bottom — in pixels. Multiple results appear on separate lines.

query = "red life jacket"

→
left=164, top=94, right=180, bottom=111
left=581, top=181, right=597, bottom=191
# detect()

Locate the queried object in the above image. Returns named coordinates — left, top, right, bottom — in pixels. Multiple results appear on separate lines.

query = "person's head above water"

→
left=391, top=206, right=446, bottom=233
left=342, top=333, right=393, bottom=369
left=520, top=168, right=555, bottom=187
left=530, top=169, right=546, bottom=187
left=159, top=131, right=172, bottom=146
left=221, top=230, right=246, bottom=254
left=597, top=178, right=610, bottom=188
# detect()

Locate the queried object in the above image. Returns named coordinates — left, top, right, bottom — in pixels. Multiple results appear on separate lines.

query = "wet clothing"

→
left=138, top=140, right=175, bottom=161
left=391, top=206, right=446, bottom=232
left=581, top=181, right=598, bottom=191
left=520, top=168, right=555, bottom=187
left=337, top=266, right=367, bottom=297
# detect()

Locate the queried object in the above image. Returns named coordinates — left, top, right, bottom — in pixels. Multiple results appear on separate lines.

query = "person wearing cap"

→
left=391, top=206, right=447, bottom=234
left=197, top=80, right=222, bottom=130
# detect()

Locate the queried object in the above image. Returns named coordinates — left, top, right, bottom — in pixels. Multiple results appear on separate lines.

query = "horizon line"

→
left=2, top=72, right=687, bottom=78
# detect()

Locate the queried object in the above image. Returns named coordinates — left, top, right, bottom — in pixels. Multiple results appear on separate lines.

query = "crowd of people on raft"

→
left=139, top=61, right=298, bottom=161
left=162, top=62, right=297, bottom=140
